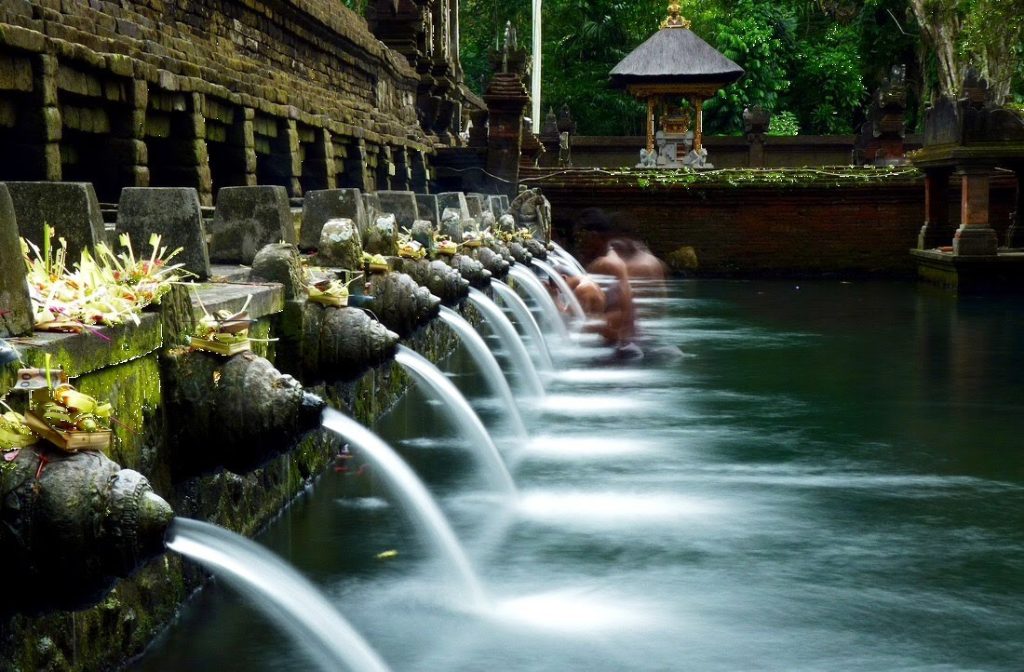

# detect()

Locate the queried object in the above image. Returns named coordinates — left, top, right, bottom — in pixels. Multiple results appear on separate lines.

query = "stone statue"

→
left=682, top=147, right=711, bottom=169
left=558, top=131, right=572, bottom=167
left=638, top=148, right=658, bottom=168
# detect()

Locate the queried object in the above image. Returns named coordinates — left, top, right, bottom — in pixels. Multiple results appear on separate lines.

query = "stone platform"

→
left=911, top=248, right=1024, bottom=292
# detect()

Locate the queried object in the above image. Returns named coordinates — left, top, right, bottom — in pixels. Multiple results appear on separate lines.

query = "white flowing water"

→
left=549, top=241, right=587, bottom=275
left=491, top=279, right=554, bottom=371
left=438, top=306, right=528, bottom=438
left=321, top=409, right=488, bottom=608
left=467, top=288, right=545, bottom=397
left=165, top=517, right=391, bottom=672
left=508, top=264, right=570, bottom=340
left=531, top=258, right=586, bottom=323
left=394, top=345, right=518, bottom=495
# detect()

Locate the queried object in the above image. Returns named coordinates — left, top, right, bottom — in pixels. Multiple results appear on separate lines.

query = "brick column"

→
left=952, top=166, right=998, bottom=256
left=917, top=168, right=954, bottom=249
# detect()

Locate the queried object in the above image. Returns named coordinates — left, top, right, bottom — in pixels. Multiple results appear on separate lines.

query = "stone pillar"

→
left=37, top=54, right=62, bottom=182
left=1007, top=165, right=1024, bottom=248
left=341, top=138, right=371, bottom=191
left=410, top=150, right=430, bottom=193
left=125, top=79, right=150, bottom=189
left=242, top=107, right=258, bottom=186
left=391, top=146, right=412, bottom=190
left=952, top=167, right=998, bottom=256
left=917, top=168, right=954, bottom=249
left=484, top=71, right=529, bottom=191
left=281, top=118, right=302, bottom=197
left=190, top=93, right=214, bottom=205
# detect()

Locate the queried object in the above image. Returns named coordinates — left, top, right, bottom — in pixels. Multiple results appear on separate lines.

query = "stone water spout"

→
left=301, top=303, right=399, bottom=381
left=471, top=245, right=511, bottom=280
left=392, top=257, right=470, bottom=306
left=366, top=271, right=442, bottom=337
left=0, top=447, right=173, bottom=614
left=162, top=351, right=326, bottom=477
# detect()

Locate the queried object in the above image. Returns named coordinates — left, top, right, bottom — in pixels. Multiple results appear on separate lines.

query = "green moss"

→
left=75, top=355, right=164, bottom=479
left=606, top=165, right=923, bottom=190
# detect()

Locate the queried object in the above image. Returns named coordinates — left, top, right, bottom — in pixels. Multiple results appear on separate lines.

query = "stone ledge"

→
left=0, top=312, right=162, bottom=388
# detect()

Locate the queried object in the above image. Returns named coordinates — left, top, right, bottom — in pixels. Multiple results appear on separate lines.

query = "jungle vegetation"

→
left=451, top=0, right=1024, bottom=136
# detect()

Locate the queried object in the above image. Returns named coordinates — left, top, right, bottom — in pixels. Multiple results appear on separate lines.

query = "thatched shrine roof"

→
left=609, top=28, right=744, bottom=90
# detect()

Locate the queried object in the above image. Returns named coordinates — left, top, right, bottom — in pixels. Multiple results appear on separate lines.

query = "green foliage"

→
left=689, top=1, right=793, bottom=134
left=457, top=0, right=1021, bottom=135
left=790, top=25, right=866, bottom=133
left=769, top=110, right=801, bottom=136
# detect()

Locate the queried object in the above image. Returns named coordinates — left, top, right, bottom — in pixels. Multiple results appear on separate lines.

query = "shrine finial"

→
left=661, top=1, right=691, bottom=29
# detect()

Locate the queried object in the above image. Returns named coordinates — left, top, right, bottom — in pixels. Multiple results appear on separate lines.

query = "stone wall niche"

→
left=57, top=62, right=142, bottom=203
left=298, top=124, right=334, bottom=193
left=204, top=98, right=253, bottom=195
left=253, top=113, right=301, bottom=197
left=145, top=91, right=212, bottom=204
left=0, top=50, right=52, bottom=181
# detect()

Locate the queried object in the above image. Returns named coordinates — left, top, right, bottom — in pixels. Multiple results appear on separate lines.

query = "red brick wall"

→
left=532, top=171, right=1017, bottom=277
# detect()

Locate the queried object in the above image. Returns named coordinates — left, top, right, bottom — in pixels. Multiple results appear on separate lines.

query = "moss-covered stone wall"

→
left=0, top=288, right=467, bottom=671
left=0, top=0, right=463, bottom=202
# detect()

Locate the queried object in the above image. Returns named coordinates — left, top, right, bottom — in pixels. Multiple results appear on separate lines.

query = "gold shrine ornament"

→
left=660, top=1, right=691, bottom=29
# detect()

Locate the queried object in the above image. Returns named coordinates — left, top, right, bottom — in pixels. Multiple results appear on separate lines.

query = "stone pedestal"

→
left=0, top=184, right=33, bottom=338
left=377, top=191, right=420, bottom=228
left=208, top=186, right=295, bottom=264
left=4, top=181, right=106, bottom=260
left=300, top=188, right=368, bottom=250
left=116, top=187, right=211, bottom=280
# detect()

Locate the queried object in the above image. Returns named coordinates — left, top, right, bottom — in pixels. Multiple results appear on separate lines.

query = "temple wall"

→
left=533, top=169, right=1017, bottom=276
left=0, top=0, right=468, bottom=204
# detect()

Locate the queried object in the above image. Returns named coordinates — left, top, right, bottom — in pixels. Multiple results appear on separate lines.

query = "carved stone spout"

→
left=442, top=253, right=492, bottom=288
left=508, top=240, right=533, bottom=265
left=472, top=245, right=510, bottom=279
left=302, top=303, right=399, bottom=381
left=162, top=351, right=326, bottom=477
left=0, top=447, right=174, bottom=614
left=391, top=257, right=470, bottom=305
left=366, top=271, right=442, bottom=337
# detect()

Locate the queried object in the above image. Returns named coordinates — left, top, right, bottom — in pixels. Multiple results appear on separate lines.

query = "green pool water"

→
left=135, top=279, right=1024, bottom=672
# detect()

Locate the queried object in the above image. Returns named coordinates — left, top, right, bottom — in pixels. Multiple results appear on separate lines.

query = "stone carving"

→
left=162, top=350, right=325, bottom=477
left=251, top=243, right=304, bottom=300
left=317, top=218, right=364, bottom=269
left=301, top=303, right=399, bottom=382
left=367, top=271, right=442, bottom=337
left=1, top=447, right=173, bottom=614
left=391, top=257, right=469, bottom=305
left=364, top=213, right=399, bottom=256
left=508, top=187, right=552, bottom=242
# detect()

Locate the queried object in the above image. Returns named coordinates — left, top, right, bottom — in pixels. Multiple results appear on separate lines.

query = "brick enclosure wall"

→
left=531, top=170, right=1017, bottom=277
left=0, top=0, right=451, bottom=203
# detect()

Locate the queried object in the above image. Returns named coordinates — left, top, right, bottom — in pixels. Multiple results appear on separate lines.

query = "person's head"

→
left=575, top=208, right=615, bottom=263
left=608, top=238, right=639, bottom=260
